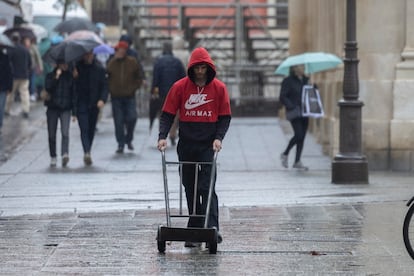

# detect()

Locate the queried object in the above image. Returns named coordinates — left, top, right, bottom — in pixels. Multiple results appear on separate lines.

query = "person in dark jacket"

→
left=151, top=42, right=186, bottom=145
left=44, top=60, right=76, bottom=167
left=107, top=41, right=143, bottom=154
left=5, top=32, right=32, bottom=118
left=119, top=34, right=146, bottom=83
left=279, top=64, right=309, bottom=170
left=119, top=34, right=140, bottom=60
left=74, top=51, right=108, bottom=165
left=0, top=48, right=13, bottom=132
left=158, top=47, right=231, bottom=248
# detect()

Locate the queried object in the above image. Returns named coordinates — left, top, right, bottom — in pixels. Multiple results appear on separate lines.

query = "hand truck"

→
left=156, top=150, right=219, bottom=254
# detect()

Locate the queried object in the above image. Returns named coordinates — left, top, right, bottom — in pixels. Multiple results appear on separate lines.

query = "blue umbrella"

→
left=275, top=52, right=342, bottom=76
left=93, top=44, right=114, bottom=55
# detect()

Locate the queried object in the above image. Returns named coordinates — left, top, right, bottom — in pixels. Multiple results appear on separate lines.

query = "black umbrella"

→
left=54, top=18, right=98, bottom=34
left=149, top=96, right=162, bottom=131
left=42, top=39, right=100, bottom=64
left=3, top=26, right=36, bottom=41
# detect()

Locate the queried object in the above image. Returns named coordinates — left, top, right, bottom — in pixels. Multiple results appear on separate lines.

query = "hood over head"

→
left=187, top=47, right=216, bottom=84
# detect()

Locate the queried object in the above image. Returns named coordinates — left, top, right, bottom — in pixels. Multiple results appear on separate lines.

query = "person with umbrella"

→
left=5, top=32, right=32, bottom=118
left=150, top=42, right=186, bottom=144
left=0, top=46, right=13, bottom=133
left=73, top=51, right=108, bottom=165
left=279, top=64, right=310, bottom=170
left=276, top=52, right=342, bottom=170
left=53, top=18, right=98, bottom=35
left=23, top=37, right=44, bottom=102
left=106, top=41, right=143, bottom=154
left=43, top=59, right=77, bottom=167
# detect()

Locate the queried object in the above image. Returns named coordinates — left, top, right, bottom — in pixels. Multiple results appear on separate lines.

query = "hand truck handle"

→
left=204, top=149, right=219, bottom=228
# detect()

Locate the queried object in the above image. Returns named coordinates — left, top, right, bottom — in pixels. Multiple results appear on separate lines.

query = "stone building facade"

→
left=289, top=0, right=414, bottom=171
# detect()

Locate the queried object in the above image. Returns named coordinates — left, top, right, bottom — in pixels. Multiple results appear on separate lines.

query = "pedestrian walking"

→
left=118, top=34, right=146, bottom=84
left=0, top=48, right=13, bottom=133
left=279, top=64, right=310, bottom=170
left=23, top=37, right=43, bottom=102
left=157, top=47, right=231, bottom=247
left=151, top=42, right=186, bottom=145
left=43, top=60, right=76, bottom=167
left=5, top=32, right=32, bottom=118
left=119, top=34, right=140, bottom=61
left=74, top=51, right=108, bottom=165
left=172, top=35, right=190, bottom=68
left=106, top=41, right=143, bottom=154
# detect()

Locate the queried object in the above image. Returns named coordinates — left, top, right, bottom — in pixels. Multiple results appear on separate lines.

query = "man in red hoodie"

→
left=158, top=47, right=231, bottom=247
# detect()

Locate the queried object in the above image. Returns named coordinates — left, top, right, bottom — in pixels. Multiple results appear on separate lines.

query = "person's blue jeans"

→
left=111, top=97, right=137, bottom=149
left=0, top=91, right=7, bottom=129
left=77, top=105, right=99, bottom=154
left=46, top=108, right=71, bottom=157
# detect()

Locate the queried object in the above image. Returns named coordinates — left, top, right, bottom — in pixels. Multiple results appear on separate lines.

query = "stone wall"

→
left=289, top=0, right=413, bottom=171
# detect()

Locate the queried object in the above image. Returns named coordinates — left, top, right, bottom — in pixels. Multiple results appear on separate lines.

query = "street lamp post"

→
left=331, top=0, right=369, bottom=184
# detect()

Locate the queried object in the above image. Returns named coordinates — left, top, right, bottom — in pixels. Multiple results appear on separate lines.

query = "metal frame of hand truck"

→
left=156, top=150, right=219, bottom=254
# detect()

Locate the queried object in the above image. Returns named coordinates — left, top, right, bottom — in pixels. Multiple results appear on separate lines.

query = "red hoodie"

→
left=159, top=47, right=231, bottom=142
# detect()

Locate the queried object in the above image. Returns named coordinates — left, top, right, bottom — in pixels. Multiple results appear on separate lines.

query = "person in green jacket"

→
left=106, top=41, right=143, bottom=153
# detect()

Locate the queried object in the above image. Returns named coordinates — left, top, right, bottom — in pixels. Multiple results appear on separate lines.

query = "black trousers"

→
left=283, top=117, right=309, bottom=163
left=177, top=140, right=219, bottom=231
left=77, top=105, right=99, bottom=154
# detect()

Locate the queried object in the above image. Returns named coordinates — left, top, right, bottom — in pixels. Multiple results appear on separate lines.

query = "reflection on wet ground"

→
left=0, top=202, right=412, bottom=275
left=0, top=104, right=43, bottom=164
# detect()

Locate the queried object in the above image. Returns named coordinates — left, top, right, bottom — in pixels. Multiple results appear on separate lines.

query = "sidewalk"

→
left=0, top=104, right=413, bottom=275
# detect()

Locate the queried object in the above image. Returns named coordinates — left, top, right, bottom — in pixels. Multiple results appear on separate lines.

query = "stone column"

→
left=288, top=0, right=308, bottom=54
left=390, top=0, right=414, bottom=171
left=331, top=0, right=368, bottom=183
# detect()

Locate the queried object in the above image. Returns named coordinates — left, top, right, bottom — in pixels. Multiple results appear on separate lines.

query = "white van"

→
left=31, top=0, right=89, bottom=37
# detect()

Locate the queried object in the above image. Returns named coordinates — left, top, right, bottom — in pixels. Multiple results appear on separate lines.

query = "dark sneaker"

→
left=116, top=147, right=124, bottom=154
left=84, top=153, right=92, bottom=166
left=62, top=154, right=69, bottom=167
left=184, top=241, right=201, bottom=248
left=293, top=161, right=308, bottom=171
left=127, top=143, right=134, bottom=150
left=280, top=153, right=288, bottom=168
left=22, top=112, right=29, bottom=119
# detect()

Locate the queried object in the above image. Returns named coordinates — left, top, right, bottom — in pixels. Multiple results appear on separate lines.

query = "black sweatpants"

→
left=177, top=140, right=219, bottom=231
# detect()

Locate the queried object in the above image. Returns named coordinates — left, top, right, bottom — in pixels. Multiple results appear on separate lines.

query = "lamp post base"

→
left=331, top=155, right=369, bottom=184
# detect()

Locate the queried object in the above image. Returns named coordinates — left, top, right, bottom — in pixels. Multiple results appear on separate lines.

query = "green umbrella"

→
left=275, top=52, right=342, bottom=76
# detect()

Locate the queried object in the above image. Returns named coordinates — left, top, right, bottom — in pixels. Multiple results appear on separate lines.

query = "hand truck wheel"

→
left=157, top=226, right=166, bottom=253
left=207, top=229, right=218, bottom=254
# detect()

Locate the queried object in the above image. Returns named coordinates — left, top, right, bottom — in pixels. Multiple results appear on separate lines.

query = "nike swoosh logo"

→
left=185, top=99, right=214, bottom=110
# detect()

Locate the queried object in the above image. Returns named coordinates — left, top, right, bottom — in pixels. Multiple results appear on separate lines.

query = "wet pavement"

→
left=0, top=102, right=413, bottom=275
